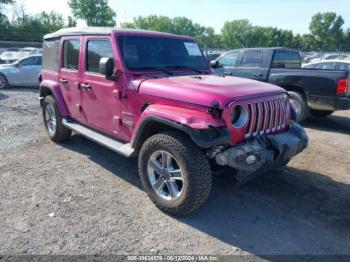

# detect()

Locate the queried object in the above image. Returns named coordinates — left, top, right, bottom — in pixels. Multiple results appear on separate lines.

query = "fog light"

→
left=246, top=155, right=257, bottom=165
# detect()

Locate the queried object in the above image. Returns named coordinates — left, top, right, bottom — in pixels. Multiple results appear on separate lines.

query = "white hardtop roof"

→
left=44, top=27, right=193, bottom=40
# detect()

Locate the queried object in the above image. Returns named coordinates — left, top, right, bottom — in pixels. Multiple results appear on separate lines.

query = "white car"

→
left=0, top=51, right=18, bottom=64
left=303, top=60, right=350, bottom=71
left=0, top=55, right=42, bottom=89
left=0, top=48, right=41, bottom=64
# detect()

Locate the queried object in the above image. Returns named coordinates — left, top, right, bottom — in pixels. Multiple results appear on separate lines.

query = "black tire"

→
left=310, top=109, right=334, bottom=118
left=138, top=131, right=212, bottom=216
left=277, top=159, right=291, bottom=169
left=42, top=96, right=71, bottom=142
left=288, top=91, right=309, bottom=122
left=0, top=73, right=9, bottom=89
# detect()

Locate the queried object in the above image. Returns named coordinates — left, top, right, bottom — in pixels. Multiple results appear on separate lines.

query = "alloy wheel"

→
left=147, top=150, right=185, bottom=201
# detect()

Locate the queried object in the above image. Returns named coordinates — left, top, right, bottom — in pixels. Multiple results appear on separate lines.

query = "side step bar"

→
left=62, top=118, right=134, bottom=158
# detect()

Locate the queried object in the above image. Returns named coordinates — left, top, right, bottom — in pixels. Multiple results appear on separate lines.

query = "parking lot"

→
left=0, top=88, right=350, bottom=255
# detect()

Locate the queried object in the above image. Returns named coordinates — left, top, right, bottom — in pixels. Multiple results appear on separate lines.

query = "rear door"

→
left=59, top=37, right=83, bottom=122
left=80, top=36, right=124, bottom=138
left=232, top=50, right=267, bottom=81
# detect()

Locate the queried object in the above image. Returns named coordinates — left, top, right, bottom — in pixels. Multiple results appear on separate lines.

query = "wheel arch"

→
left=39, top=81, right=70, bottom=116
left=131, top=116, right=229, bottom=151
left=281, top=85, right=308, bottom=99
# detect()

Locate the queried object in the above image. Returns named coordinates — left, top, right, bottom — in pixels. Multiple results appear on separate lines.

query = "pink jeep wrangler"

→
left=40, top=28, right=308, bottom=215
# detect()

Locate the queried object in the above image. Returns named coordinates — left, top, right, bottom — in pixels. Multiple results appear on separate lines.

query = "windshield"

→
left=117, top=35, right=209, bottom=72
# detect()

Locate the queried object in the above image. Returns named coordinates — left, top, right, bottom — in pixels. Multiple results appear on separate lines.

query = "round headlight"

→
left=231, top=105, right=248, bottom=128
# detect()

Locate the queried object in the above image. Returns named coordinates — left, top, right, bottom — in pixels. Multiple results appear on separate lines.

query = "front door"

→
left=214, top=51, right=240, bottom=75
left=59, top=37, right=83, bottom=122
left=14, top=56, right=42, bottom=86
left=80, top=37, right=124, bottom=139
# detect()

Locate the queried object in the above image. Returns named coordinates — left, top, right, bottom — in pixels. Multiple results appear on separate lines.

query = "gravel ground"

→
left=0, top=88, right=350, bottom=256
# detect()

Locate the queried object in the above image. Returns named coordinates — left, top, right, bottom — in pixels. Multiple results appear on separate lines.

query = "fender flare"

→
left=39, top=80, right=70, bottom=117
left=131, top=104, right=229, bottom=149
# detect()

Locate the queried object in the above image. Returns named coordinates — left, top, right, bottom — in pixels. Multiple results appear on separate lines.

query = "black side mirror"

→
left=99, top=57, right=117, bottom=81
left=210, top=60, right=220, bottom=69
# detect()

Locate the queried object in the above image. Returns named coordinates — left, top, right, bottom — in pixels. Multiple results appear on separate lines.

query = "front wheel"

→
left=138, top=131, right=212, bottom=216
left=310, top=109, right=334, bottom=118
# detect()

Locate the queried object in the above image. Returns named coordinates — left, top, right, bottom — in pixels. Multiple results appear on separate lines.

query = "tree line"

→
left=122, top=13, right=350, bottom=52
left=1, top=0, right=349, bottom=52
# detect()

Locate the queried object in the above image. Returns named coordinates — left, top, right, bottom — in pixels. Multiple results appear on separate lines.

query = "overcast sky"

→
left=10, top=0, right=350, bottom=34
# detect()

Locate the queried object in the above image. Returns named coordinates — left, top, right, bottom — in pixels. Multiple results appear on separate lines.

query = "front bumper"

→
left=215, top=123, right=308, bottom=172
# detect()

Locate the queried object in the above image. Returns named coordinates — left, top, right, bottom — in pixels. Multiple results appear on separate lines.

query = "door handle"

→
left=112, top=89, right=121, bottom=99
left=81, top=83, right=92, bottom=90
left=253, top=73, right=262, bottom=77
left=59, top=78, right=68, bottom=84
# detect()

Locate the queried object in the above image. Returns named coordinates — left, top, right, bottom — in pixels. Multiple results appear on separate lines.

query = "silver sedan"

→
left=0, top=55, right=42, bottom=89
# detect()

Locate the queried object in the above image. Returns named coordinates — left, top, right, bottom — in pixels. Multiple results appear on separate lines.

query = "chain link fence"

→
left=0, top=41, right=42, bottom=64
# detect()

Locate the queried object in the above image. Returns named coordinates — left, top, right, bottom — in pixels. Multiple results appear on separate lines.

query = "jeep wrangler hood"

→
left=138, top=75, right=284, bottom=109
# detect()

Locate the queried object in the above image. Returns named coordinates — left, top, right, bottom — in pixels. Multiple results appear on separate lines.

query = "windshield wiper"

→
left=128, top=66, right=174, bottom=76
left=165, top=65, right=206, bottom=74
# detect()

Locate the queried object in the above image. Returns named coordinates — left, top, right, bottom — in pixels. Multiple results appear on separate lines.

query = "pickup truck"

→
left=211, top=48, right=350, bottom=121
left=40, top=28, right=308, bottom=215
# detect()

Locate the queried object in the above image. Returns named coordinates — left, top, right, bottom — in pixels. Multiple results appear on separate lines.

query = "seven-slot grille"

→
left=245, top=96, right=289, bottom=138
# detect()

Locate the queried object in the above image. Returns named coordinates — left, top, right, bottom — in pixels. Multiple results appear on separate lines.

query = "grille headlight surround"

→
left=231, top=105, right=248, bottom=128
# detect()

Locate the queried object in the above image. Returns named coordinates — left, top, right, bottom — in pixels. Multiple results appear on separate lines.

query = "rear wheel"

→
left=0, top=74, right=9, bottom=89
left=138, top=131, right=212, bottom=216
left=288, top=91, right=309, bottom=122
left=310, top=109, right=334, bottom=118
left=43, top=96, right=71, bottom=142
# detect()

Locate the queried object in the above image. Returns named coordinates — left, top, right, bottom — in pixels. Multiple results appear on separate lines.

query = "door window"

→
left=43, top=39, right=59, bottom=71
left=240, top=50, right=263, bottom=68
left=18, top=56, right=41, bottom=66
left=272, top=51, right=301, bottom=69
left=315, top=62, right=336, bottom=70
left=217, top=52, right=239, bottom=67
left=86, top=40, right=113, bottom=73
left=62, top=39, right=80, bottom=70
left=339, top=63, right=350, bottom=70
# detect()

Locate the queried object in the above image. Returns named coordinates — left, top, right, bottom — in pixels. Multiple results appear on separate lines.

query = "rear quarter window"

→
left=42, top=39, right=59, bottom=72
left=272, top=51, right=301, bottom=69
